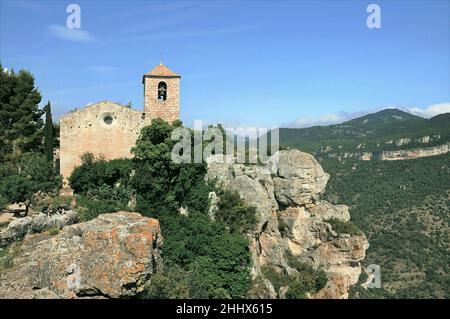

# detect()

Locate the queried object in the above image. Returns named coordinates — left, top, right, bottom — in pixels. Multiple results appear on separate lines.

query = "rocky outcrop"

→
left=206, top=149, right=369, bottom=299
left=359, top=142, right=450, bottom=161
left=205, top=155, right=278, bottom=229
left=272, top=150, right=329, bottom=206
left=0, top=211, right=163, bottom=299
left=0, top=211, right=79, bottom=246
left=377, top=142, right=450, bottom=160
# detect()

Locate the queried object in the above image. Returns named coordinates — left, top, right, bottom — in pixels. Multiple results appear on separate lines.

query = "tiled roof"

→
left=144, top=63, right=180, bottom=77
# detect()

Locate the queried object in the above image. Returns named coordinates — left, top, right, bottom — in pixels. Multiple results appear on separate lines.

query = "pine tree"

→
left=0, top=64, right=43, bottom=162
left=44, top=101, right=54, bottom=162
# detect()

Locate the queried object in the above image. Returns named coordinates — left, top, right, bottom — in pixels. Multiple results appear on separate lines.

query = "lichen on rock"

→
left=0, top=211, right=163, bottom=299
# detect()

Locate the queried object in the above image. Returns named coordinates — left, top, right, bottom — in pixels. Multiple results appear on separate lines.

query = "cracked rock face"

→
left=205, top=156, right=278, bottom=229
left=206, top=149, right=369, bottom=299
left=272, top=150, right=330, bottom=206
left=0, top=212, right=163, bottom=299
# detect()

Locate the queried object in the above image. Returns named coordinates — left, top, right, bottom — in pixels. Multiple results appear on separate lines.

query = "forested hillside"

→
left=321, top=154, right=450, bottom=298
left=274, top=109, right=450, bottom=156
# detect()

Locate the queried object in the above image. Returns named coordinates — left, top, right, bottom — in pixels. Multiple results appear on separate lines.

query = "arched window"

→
left=158, top=81, right=167, bottom=101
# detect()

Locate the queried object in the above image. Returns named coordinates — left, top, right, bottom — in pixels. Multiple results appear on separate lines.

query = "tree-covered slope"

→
left=274, top=109, right=450, bottom=155
left=321, top=153, right=450, bottom=298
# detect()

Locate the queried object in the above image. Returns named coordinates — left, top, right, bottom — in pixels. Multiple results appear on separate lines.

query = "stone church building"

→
left=59, top=63, right=180, bottom=182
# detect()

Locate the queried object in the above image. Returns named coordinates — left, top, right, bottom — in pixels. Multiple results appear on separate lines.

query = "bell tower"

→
left=142, top=63, right=180, bottom=123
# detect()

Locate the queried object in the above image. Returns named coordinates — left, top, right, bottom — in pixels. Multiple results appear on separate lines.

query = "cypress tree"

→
left=44, top=101, right=54, bottom=162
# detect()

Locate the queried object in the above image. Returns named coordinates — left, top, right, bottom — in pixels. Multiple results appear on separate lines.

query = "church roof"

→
left=144, top=63, right=180, bottom=78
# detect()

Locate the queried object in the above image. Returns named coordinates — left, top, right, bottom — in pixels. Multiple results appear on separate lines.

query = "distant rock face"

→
left=206, top=149, right=369, bottom=299
left=0, top=211, right=79, bottom=246
left=378, top=142, right=450, bottom=161
left=0, top=212, right=163, bottom=299
left=395, top=137, right=411, bottom=146
left=359, top=142, right=450, bottom=161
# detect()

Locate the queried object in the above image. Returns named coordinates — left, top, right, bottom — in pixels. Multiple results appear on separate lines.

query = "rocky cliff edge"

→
left=205, top=149, right=369, bottom=299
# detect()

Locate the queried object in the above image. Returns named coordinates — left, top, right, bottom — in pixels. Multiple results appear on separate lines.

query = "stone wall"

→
left=143, top=76, right=180, bottom=123
left=59, top=101, right=150, bottom=183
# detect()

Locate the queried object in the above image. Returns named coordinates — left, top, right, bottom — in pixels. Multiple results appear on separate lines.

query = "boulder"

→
left=272, top=150, right=329, bottom=206
left=0, top=211, right=163, bottom=299
left=1, top=216, right=33, bottom=243
left=308, top=201, right=350, bottom=222
left=0, top=211, right=78, bottom=245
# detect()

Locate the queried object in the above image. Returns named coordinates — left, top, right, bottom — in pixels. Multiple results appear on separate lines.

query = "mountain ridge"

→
left=264, top=109, right=450, bottom=156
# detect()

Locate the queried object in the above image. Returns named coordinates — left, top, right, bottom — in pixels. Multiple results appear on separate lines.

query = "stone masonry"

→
left=59, top=64, right=180, bottom=183
left=143, top=63, right=180, bottom=123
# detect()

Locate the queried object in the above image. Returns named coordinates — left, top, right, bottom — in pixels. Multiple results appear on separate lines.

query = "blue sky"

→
left=1, top=0, right=449, bottom=128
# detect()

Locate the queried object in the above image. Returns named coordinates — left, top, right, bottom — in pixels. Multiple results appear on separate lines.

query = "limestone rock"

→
left=247, top=278, right=277, bottom=299
left=205, top=156, right=278, bottom=229
left=313, top=264, right=363, bottom=299
left=205, top=149, right=369, bottom=299
left=308, top=201, right=350, bottom=222
left=1, top=216, right=33, bottom=244
left=255, top=206, right=369, bottom=299
left=272, top=150, right=329, bottom=206
left=178, top=206, right=189, bottom=217
left=0, top=211, right=78, bottom=246
left=207, top=191, right=220, bottom=221
left=0, top=211, right=163, bottom=299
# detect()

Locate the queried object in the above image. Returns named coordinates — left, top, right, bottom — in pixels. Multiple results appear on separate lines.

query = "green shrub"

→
left=326, top=218, right=362, bottom=236
left=210, top=288, right=232, bottom=299
left=0, top=194, right=8, bottom=210
left=286, top=251, right=327, bottom=292
left=69, top=154, right=133, bottom=203
left=214, top=190, right=257, bottom=233
left=0, top=153, right=61, bottom=214
left=0, top=254, right=14, bottom=270
left=261, top=266, right=290, bottom=294
left=261, top=251, right=328, bottom=298
left=142, top=266, right=190, bottom=299
left=277, top=216, right=289, bottom=237
left=76, top=195, right=129, bottom=221
left=285, top=279, right=310, bottom=299
left=48, top=227, right=59, bottom=236
left=0, top=242, right=22, bottom=270
left=285, top=264, right=328, bottom=298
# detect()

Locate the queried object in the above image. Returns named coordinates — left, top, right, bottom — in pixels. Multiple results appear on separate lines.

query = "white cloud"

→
left=407, top=103, right=450, bottom=118
left=48, top=25, right=96, bottom=42
left=288, top=113, right=348, bottom=128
